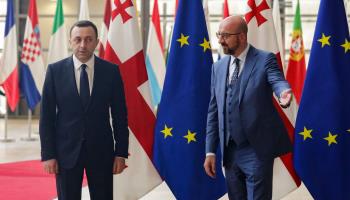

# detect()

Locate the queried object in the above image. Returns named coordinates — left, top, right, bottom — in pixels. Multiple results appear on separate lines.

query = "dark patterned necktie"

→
left=230, top=58, right=240, bottom=85
left=80, top=64, right=90, bottom=109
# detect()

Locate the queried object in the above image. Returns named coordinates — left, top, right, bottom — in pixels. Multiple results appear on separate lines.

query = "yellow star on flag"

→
left=177, top=33, right=189, bottom=47
left=199, top=38, right=211, bottom=52
left=341, top=39, right=350, bottom=53
left=184, top=130, right=196, bottom=144
left=347, top=129, right=350, bottom=133
left=318, top=33, right=331, bottom=48
left=299, top=127, right=313, bottom=141
left=161, top=124, right=173, bottom=139
left=324, top=132, right=338, bottom=146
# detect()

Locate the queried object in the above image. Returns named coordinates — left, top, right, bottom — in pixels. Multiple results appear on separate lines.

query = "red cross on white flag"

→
left=111, top=0, right=133, bottom=23
left=104, top=0, right=162, bottom=199
left=245, top=0, right=301, bottom=199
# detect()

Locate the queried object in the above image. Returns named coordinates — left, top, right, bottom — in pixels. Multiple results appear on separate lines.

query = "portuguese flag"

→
left=286, top=0, right=306, bottom=104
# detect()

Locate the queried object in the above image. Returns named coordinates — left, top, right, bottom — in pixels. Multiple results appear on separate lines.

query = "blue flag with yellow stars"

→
left=152, top=0, right=226, bottom=199
left=294, top=0, right=350, bottom=199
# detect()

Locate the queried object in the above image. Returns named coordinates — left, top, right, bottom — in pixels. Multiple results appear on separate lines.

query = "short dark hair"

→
left=70, top=20, right=98, bottom=38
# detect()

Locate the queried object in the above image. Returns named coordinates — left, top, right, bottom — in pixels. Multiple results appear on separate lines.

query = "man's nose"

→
left=80, top=40, right=87, bottom=48
left=218, top=37, right=225, bottom=45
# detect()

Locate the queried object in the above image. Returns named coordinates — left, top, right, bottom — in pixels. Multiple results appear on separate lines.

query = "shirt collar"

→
left=230, top=44, right=250, bottom=65
left=73, top=54, right=95, bottom=70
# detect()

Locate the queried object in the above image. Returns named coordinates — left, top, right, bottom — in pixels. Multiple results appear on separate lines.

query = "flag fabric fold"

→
left=79, top=0, right=90, bottom=20
left=223, top=0, right=229, bottom=18
left=47, top=0, right=68, bottom=65
left=98, top=0, right=111, bottom=58
left=104, top=0, right=162, bottom=199
left=153, top=0, right=226, bottom=199
left=145, top=0, right=165, bottom=108
left=286, top=0, right=306, bottom=105
left=272, top=0, right=284, bottom=65
left=203, top=0, right=211, bottom=35
left=0, top=0, right=20, bottom=111
left=218, top=0, right=230, bottom=60
left=244, top=0, right=300, bottom=198
left=20, top=0, right=45, bottom=110
left=294, top=0, right=350, bottom=199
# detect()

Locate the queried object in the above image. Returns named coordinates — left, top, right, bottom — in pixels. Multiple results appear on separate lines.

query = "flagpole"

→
left=0, top=99, right=15, bottom=143
left=20, top=109, right=37, bottom=141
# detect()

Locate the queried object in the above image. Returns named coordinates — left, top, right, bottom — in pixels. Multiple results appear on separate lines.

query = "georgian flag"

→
left=245, top=0, right=301, bottom=199
left=104, top=0, right=162, bottom=199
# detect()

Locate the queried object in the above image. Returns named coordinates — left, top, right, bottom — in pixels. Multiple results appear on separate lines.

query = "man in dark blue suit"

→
left=39, top=20, right=129, bottom=200
left=204, top=16, right=292, bottom=200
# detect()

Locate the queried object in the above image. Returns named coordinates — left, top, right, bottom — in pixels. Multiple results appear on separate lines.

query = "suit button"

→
left=228, top=102, right=232, bottom=105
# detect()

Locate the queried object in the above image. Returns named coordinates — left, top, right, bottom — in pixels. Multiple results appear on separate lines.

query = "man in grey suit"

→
left=204, top=16, right=292, bottom=200
left=40, top=20, right=129, bottom=200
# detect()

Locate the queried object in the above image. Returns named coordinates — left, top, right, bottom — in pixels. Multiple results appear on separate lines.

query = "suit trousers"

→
left=224, top=140, right=274, bottom=200
left=56, top=142, right=114, bottom=200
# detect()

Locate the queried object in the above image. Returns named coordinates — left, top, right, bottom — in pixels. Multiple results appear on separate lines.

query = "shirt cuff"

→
left=206, top=153, right=216, bottom=157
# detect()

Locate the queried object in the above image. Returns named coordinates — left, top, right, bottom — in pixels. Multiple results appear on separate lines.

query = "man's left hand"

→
left=113, top=157, right=127, bottom=174
left=279, top=89, right=292, bottom=108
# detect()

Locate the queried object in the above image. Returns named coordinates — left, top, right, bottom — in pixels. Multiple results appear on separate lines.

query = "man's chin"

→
left=76, top=55, right=90, bottom=62
left=222, top=47, right=229, bottom=55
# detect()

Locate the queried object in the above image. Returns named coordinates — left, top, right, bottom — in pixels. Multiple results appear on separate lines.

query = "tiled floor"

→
left=0, top=118, right=313, bottom=200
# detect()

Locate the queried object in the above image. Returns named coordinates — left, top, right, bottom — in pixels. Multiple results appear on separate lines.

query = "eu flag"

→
left=153, top=0, right=226, bottom=199
left=294, top=0, right=350, bottom=199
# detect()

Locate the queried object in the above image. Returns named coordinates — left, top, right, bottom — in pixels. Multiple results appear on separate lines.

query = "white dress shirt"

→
left=228, top=44, right=250, bottom=82
left=73, top=54, right=94, bottom=95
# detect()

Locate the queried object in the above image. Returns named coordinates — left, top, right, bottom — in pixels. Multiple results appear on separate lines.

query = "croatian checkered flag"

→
left=20, top=0, right=45, bottom=109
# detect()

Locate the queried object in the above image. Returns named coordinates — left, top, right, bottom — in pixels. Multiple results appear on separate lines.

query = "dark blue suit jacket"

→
left=206, top=46, right=292, bottom=162
left=39, top=56, right=129, bottom=169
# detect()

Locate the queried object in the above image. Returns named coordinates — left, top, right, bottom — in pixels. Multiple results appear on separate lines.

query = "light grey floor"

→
left=0, top=119, right=313, bottom=200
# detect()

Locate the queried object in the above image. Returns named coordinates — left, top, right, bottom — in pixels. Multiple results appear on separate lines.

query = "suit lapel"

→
left=85, top=56, right=99, bottom=111
left=239, top=46, right=257, bottom=104
left=66, top=57, right=81, bottom=102
left=218, top=56, right=231, bottom=104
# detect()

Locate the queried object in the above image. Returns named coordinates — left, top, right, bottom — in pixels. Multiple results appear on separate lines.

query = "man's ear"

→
left=95, top=38, right=100, bottom=47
